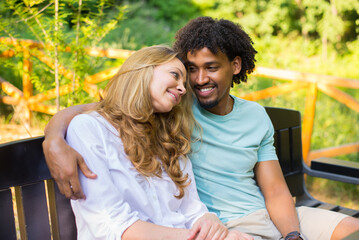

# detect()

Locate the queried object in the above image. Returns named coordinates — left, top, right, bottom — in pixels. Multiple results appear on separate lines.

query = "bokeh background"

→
left=0, top=0, right=358, bottom=209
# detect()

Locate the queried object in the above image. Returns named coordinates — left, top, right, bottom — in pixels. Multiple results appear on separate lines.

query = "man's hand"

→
left=187, top=213, right=228, bottom=240
left=43, top=136, right=97, bottom=200
left=224, top=230, right=253, bottom=240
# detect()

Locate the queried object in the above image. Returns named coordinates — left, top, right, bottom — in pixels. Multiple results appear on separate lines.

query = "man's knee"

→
left=331, top=216, right=359, bottom=240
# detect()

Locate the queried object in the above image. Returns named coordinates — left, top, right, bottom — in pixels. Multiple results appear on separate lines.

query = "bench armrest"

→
left=302, top=157, right=359, bottom=185
left=312, top=157, right=359, bottom=178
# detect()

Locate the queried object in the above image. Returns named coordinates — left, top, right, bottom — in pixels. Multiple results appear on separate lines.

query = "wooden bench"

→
left=0, top=136, right=76, bottom=240
left=0, top=107, right=358, bottom=239
left=265, top=107, right=359, bottom=217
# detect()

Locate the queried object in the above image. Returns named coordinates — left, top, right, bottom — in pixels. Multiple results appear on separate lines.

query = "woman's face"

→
left=150, top=58, right=187, bottom=113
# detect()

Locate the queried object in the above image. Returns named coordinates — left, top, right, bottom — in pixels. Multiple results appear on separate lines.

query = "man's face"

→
left=187, top=47, right=241, bottom=115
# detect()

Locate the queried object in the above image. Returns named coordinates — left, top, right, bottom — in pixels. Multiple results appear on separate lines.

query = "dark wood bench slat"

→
left=338, top=208, right=359, bottom=218
left=54, top=182, right=77, bottom=240
left=316, top=203, right=340, bottom=212
left=311, top=157, right=359, bottom=178
left=0, top=137, right=51, bottom=189
left=290, top=126, right=302, bottom=171
left=0, top=189, right=17, bottom=240
left=295, top=198, right=321, bottom=208
left=277, top=129, right=291, bottom=173
left=265, top=107, right=301, bottom=129
left=22, top=182, right=52, bottom=239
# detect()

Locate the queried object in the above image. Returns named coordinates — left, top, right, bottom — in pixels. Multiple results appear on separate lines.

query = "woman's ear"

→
left=232, top=56, right=242, bottom=75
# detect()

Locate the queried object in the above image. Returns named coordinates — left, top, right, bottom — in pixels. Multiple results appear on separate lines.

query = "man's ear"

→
left=232, top=56, right=242, bottom=75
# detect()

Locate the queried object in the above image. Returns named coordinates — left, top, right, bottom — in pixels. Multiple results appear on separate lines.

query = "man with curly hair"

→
left=171, top=16, right=359, bottom=240
left=43, top=16, right=359, bottom=239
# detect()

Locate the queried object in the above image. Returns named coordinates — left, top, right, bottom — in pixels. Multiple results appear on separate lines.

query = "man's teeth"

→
left=200, top=87, right=213, bottom=92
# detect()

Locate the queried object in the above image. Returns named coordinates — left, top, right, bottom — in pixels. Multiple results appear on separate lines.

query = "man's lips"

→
left=195, top=85, right=216, bottom=96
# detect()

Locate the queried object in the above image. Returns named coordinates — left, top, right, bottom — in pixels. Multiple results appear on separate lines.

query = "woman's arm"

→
left=123, top=220, right=190, bottom=240
left=43, top=103, right=98, bottom=199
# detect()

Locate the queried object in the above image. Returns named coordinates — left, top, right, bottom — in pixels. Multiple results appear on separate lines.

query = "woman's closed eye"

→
left=171, top=71, right=180, bottom=80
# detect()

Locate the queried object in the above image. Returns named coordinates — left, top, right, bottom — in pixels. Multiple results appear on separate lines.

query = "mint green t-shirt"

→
left=190, top=96, right=278, bottom=223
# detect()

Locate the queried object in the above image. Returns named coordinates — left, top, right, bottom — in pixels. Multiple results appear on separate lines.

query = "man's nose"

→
left=196, top=69, right=209, bottom=85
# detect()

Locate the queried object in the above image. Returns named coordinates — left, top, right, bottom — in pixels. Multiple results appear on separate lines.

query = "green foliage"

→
left=0, top=0, right=126, bottom=107
left=147, top=0, right=200, bottom=25
left=196, top=0, right=359, bottom=52
left=0, top=0, right=358, bottom=207
left=101, top=0, right=200, bottom=49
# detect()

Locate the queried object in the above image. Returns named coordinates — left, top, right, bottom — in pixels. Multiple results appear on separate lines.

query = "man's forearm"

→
left=265, top=192, right=300, bottom=238
left=44, top=103, right=97, bottom=139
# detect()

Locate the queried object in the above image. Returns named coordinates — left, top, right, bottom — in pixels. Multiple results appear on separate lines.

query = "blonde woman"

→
left=66, top=46, right=251, bottom=240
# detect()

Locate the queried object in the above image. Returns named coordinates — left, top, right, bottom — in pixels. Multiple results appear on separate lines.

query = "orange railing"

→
left=1, top=37, right=358, bottom=165
left=241, top=67, right=359, bottom=163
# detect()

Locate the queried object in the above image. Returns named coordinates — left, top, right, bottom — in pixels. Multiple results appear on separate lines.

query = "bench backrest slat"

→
left=0, top=137, right=51, bottom=189
left=0, top=136, right=76, bottom=240
left=265, top=107, right=304, bottom=197
left=0, top=189, right=17, bottom=240
left=22, top=182, right=52, bottom=239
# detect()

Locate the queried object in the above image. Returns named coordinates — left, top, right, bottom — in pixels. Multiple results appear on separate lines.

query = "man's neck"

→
left=205, top=95, right=234, bottom=116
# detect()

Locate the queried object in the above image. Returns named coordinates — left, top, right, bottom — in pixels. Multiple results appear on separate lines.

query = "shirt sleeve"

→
left=257, top=109, right=279, bottom=162
left=67, top=114, right=140, bottom=239
left=177, top=157, right=209, bottom=228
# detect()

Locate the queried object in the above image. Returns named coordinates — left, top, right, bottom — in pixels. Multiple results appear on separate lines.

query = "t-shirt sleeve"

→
left=257, top=110, right=278, bottom=162
left=67, top=114, right=140, bottom=239
left=177, top=157, right=209, bottom=228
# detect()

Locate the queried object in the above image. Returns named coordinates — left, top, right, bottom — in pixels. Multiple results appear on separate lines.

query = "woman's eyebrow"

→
left=175, top=67, right=184, bottom=77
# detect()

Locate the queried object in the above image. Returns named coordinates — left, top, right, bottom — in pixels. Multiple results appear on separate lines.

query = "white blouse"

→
left=67, top=112, right=208, bottom=240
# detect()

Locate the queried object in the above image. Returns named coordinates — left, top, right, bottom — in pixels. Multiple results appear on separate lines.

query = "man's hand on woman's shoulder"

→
left=43, top=136, right=97, bottom=200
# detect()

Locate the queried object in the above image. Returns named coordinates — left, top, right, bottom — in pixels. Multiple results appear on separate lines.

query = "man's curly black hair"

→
left=173, top=16, right=257, bottom=85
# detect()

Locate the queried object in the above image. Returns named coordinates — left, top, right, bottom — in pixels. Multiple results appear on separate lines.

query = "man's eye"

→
left=188, top=66, right=196, bottom=72
left=208, top=66, right=218, bottom=71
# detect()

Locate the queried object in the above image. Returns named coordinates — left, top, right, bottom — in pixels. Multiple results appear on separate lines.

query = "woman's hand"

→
left=187, top=213, right=228, bottom=240
left=224, top=230, right=253, bottom=240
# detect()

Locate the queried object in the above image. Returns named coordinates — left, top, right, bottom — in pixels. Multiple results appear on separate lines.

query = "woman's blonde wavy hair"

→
left=95, top=45, right=194, bottom=198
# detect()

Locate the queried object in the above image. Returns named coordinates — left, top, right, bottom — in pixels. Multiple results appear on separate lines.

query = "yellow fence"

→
left=0, top=37, right=358, bottom=165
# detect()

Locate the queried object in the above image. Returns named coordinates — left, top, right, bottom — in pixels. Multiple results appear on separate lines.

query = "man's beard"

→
left=198, top=99, right=219, bottom=110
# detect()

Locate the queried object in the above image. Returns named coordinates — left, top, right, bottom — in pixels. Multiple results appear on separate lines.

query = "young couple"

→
left=43, top=17, right=359, bottom=240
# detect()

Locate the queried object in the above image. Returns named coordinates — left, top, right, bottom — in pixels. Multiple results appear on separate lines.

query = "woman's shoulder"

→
left=68, top=111, right=117, bottom=137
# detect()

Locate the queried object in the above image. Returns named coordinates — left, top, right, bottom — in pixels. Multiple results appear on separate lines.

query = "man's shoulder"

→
left=232, top=96, right=266, bottom=114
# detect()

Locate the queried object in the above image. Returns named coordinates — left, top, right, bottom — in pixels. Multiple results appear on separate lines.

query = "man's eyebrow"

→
left=187, top=61, right=219, bottom=66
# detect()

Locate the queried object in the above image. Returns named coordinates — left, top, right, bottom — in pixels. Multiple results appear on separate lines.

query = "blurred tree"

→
left=0, top=0, right=126, bottom=107
left=195, top=0, right=358, bottom=53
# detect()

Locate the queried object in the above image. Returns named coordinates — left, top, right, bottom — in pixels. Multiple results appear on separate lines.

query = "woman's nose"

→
left=177, top=82, right=187, bottom=95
